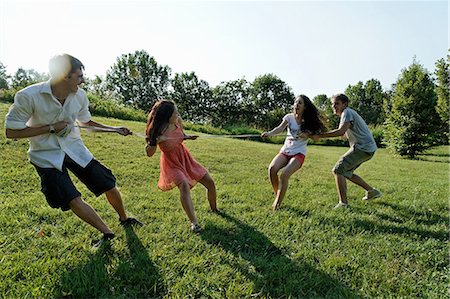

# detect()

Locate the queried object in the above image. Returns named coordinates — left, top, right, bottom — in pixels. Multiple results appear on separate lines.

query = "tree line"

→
left=0, top=49, right=448, bottom=158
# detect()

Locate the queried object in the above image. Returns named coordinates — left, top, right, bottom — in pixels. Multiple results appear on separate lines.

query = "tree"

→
left=434, top=52, right=450, bottom=141
left=313, top=94, right=338, bottom=129
left=0, top=61, right=9, bottom=89
left=384, top=60, right=441, bottom=158
left=11, top=68, right=49, bottom=89
left=250, top=74, right=294, bottom=129
left=106, top=50, right=171, bottom=111
left=210, top=79, right=251, bottom=128
left=345, top=79, right=385, bottom=126
left=170, top=72, right=213, bottom=123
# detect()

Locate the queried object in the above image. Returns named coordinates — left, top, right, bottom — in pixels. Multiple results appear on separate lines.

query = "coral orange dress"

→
left=157, top=123, right=207, bottom=191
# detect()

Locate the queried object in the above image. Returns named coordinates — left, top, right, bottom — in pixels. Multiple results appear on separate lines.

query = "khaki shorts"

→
left=333, top=147, right=374, bottom=178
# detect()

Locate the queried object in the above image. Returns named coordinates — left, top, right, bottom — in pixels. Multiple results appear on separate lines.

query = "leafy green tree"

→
left=434, top=53, right=449, bottom=141
left=83, top=75, right=111, bottom=98
left=170, top=72, right=213, bottom=123
left=345, top=79, right=385, bottom=125
left=11, top=68, right=49, bottom=89
left=384, top=61, right=441, bottom=158
left=249, top=74, right=294, bottom=129
left=106, top=50, right=171, bottom=111
left=313, top=94, right=338, bottom=129
left=210, top=79, right=251, bottom=128
left=0, top=61, right=9, bottom=89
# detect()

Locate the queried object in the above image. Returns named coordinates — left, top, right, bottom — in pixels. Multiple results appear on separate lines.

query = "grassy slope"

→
left=0, top=102, right=448, bottom=298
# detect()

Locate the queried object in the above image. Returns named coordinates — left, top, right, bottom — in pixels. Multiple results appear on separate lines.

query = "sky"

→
left=0, top=0, right=448, bottom=98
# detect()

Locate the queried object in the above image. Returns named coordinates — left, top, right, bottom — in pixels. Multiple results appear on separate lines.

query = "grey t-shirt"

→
left=340, top=108, right=377, bottom=153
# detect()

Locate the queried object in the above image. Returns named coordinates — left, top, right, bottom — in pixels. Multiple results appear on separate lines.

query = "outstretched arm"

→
left=80, top=120, right=132, bottom=136
left=261, top=119, right=288, bottom=138
left=313, top=122, right=350, bottom=140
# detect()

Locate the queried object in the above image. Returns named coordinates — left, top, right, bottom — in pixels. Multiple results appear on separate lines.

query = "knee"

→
left=268, top=165, right=278, bottom=176
left=280, top=170, right=291, bottom=182
left=204, top=174, right=216, bottom=190
left=208, top=179, right=216, bottom=190
left=178, top=181, right=190, bottom=192
left=332, top=168, right=338, bottom=175
left=68, top=196, right=83, bottom=209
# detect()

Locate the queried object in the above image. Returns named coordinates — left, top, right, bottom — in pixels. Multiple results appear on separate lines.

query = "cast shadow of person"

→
left=352, top=202, right=448, bottom=241
left=114, top=227, right=166, bottom=297
left=201, top=211, right=361, bottom=298
left=58, top=228, right=165, bottom=298
left=58, top=242, right=116, bottom=298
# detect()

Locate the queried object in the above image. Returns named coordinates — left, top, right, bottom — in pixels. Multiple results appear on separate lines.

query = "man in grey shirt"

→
left=312, top=93, right=381, bottom=208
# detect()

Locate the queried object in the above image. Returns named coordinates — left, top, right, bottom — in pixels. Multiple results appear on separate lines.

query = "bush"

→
left=370, top=125, right=385, bottom=148
left=0, top=88, right=18, bottom=103
left=88, top=93, right=147, bottom=122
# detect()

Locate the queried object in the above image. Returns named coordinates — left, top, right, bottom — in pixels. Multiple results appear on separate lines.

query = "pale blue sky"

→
left=0, top=0, right=448, bottom=98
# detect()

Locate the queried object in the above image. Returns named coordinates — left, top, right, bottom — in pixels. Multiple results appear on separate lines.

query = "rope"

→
left=76, top=125, right=289, bottom=139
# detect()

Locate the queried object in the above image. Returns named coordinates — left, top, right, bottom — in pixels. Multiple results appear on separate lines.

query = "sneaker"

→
left=119, top=217, right=144, bottom=227
left=92, top=233, right=115, bottom=248
left=334, top=202, right=350, bottom=209
left=190, top=223, right=203, bottom=233
left=362, top=188, right=382, bottom=201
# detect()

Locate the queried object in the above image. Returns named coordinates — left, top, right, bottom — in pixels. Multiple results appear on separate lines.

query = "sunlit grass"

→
left=0, top=102, right=448, bottom=298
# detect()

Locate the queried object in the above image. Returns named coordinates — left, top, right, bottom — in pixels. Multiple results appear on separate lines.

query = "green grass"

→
left=0, top=102, right=448, bottom=298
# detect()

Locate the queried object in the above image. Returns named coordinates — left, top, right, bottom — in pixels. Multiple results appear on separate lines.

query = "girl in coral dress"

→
left=145, top=100, right=218, bottom=232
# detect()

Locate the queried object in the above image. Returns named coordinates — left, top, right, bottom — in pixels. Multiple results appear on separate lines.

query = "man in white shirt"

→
left=5, top=54, right=142, bottom=246
left=312, top=93, right=382, bottom=209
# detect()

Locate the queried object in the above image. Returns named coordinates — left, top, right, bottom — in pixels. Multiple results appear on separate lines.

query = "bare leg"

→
left=104, top=187, right=127, bottom=221
left=69, top=197, right=114, bottom=234
left=198, top=172, right=217, bottom=211
left=178, top=181, right=198, bottom=225
left=348, top=174, right=372, bottom=191
left=273, top=158, right=302, bottom=210
left=334, top=174, right=348, bottom=204
left=268, top=154, right=289, bottom=195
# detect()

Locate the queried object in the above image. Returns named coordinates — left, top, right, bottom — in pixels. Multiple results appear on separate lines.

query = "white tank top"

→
left=280, top=113, right=308, bottom=155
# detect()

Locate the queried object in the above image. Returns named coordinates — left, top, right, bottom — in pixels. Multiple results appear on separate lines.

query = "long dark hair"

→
left=145, top=100, right=176, bottom=146
left=295, top=95, right=327, bottom=134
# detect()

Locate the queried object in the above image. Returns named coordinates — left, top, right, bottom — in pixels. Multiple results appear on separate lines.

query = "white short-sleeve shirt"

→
left=4, top=81, right=94, bottom=171
left=279, top=113, right=308, bottom=156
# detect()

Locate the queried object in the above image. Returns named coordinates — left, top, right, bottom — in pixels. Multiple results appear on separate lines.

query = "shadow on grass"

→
left=413, top=156, right=449, bottom=163
left=114, top=227, right=166, bottom=297
left=58, top=228, right=165, bottom=298
left=322, top=201, right=448, bottom=241
left=59, top=242, right=115, bottom=298
left=359, top=201, right=449, bottom=241
left=201, top=211, right=361, bottom=298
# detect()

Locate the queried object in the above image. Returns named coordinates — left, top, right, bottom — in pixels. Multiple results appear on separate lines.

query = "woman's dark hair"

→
left=145, top=100, right=176, bottom=146
left=295, top=94, right=327, bottom=134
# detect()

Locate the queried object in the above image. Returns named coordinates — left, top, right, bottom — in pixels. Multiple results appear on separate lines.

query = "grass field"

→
left=0, top=102, right=448, bottom=298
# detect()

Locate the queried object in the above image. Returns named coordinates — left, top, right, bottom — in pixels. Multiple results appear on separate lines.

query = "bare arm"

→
left=313, top=122, right=351, bottom=140
left=80, top=120, right=132, bottom=136
left=261, top=119, right=288, bottom=137
left=5, top=121, right=68, bottom=139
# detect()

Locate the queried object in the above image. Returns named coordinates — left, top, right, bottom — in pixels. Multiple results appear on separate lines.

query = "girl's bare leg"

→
left=199, top=172, right=217, bottom=211
left=178, top=181, right=198, bottom=225
left=273, top=158, right=302, bottom=210
left=268, top=153, right=289, bottom=199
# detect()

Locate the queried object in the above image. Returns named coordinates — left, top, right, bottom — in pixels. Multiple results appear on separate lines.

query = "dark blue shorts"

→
left=33, top=156, right=116, bottom=211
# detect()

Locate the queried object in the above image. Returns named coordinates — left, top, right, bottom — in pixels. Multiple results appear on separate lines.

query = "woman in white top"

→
left=261, top=95, right=327, bottom=210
